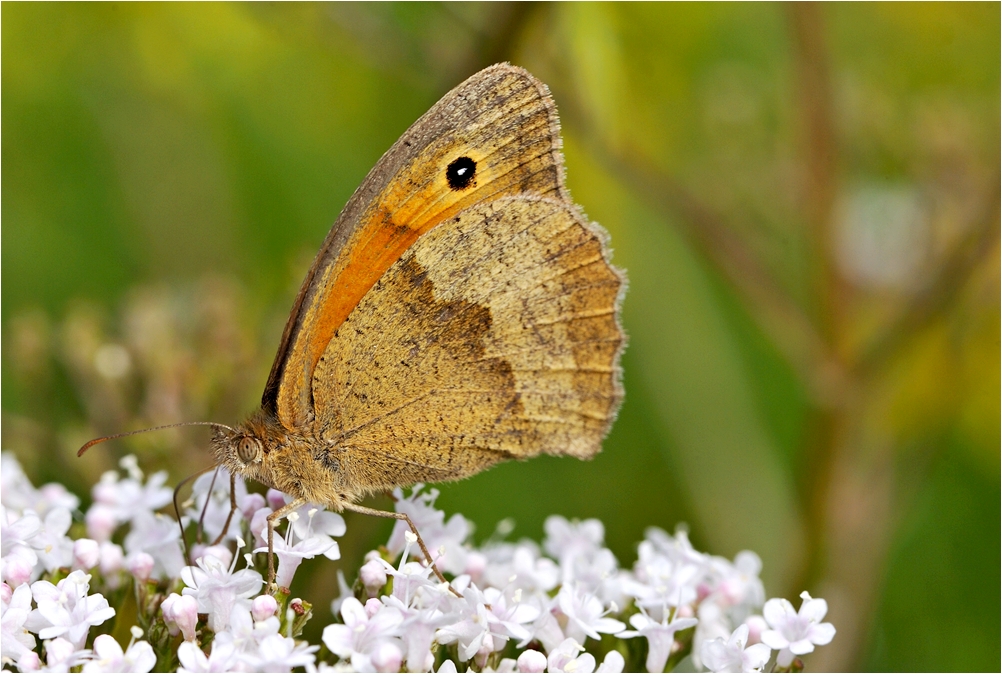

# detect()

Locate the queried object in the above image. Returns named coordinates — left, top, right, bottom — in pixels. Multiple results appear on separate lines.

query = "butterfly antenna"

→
left=197, top=468, right=222, bottom=545
left=174, top=465, right=217, bottom=565
left=77, top=421, right=237, bottom=457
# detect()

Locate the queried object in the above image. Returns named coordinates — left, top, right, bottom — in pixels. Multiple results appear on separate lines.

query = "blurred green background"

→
left=2, top=3, right=998, bottom=671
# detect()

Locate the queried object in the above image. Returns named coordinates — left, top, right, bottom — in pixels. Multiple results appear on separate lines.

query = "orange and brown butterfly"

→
left=83, top=63, right=626, bottom=587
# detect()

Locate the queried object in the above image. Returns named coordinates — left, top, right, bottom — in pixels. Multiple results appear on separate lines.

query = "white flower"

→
left=381, top=593, right=453, bottom=672
left=546, top=638, right=595, bottom=673
left=483, top=542, right=560, bottom=595
left=33, top=508, right=75, bottom=573
left=89, top=464, right=172, bottom=530
left=617, top=606, right=699, bottom=674
left=435, top=584, right=538, bottom=662
left=33, top=636, right=91, bottom=672
left=180, top=550, right=263, bottom=632
left=25, top=571, right=116, bottom=648
left=556, top=585, right=625, bottom=644
left=704, top=551, right=766, bottom=624
left=124, top=511, right=186, bottom=580
left=1, top=453, right=79, bottom=516
left=253, top=509, right=338, bottom=588
left=1, top=506, right=41, bottom=585
left=760, top=592, right=835, bottom=666
left=624, top=548, right=701, bottom=620
left=322, top=596, right=404, bottom=673
left=1, top=582, right=36, bottom=662
left=388, top=485, right=472, bottom=575
left=82, top=634, right=156, bottom=673
left=544, top=516, right=605, bottom=561
left=700, top=624, right=772, bottom=673
left=248, top=633, right=319, bottom=672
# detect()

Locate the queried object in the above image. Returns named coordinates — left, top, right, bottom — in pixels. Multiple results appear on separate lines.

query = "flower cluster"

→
left=0, top=452, right=834, bottom=672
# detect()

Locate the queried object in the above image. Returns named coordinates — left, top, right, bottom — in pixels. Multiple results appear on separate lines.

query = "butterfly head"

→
left=210, top=411, right=352, bottom=509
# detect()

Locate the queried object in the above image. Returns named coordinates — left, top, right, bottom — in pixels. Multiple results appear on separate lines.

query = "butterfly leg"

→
left=341, top=502, right=459, bottom=595
left=266, top=498, right=307, bottom=593
left=210, top=473, right=238, bottom=547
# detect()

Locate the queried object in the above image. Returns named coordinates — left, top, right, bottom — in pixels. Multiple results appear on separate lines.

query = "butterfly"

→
left=83, top=63, right=625, bottom=588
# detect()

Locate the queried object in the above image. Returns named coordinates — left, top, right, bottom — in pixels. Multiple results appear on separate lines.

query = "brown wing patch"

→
left=268, top=65, right=567, bottom=430
left=309, top=196, right=624, bottom=496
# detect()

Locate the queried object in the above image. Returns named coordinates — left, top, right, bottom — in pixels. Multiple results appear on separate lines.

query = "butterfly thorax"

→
left=211, top=409, right=362, bottom=511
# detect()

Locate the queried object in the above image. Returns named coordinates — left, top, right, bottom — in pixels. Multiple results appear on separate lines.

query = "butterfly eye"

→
left=446, top=156, right=477, bottom=190
left=236, top=436, right=261, bottom=464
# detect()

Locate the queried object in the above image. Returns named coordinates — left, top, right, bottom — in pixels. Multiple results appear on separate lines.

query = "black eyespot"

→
left=446, top=156, right=476, bottom=190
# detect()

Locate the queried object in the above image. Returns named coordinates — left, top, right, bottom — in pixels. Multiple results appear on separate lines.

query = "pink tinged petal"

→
left=597, top=650, right=625, bottom=673
left=788, top=638, right=816, bottom=656
left=126, top=641, right=156, bottom=673
left=762, top=598, right=795, bottom=628
left=177, top=641, right=209, bottom=672
left=340, top=596, right=368, bottom=628
left=91, top=634, right=123, bottom=659
left=321, top=624, right=354, bottom=657
left=744, top=643, right=772, bottom=671
left=798, top=593, right=828, bottom=622
left=759, top=629, right=789, bottom=650
left=699, top=637, right=734, bottom=672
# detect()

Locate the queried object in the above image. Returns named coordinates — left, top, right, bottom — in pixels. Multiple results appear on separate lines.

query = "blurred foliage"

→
left=2, top=3, right=998, bottom=671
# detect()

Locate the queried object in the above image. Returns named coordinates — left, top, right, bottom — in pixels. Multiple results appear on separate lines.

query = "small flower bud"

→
left=72, top=538, right=100, bottom=570
left=198, top=545, right=233, bottom=568
left=359, top=559, right=387, bottom=595
left=17, top=651, right=40, bottom=672
left=364, top=597, right=382, bottom=618
left=464, top=550, right=487, bottom=580
left=127, top=552, right=155, bottom=582
left=240, top=493, right=266, bottom=520
left=252, top=594, right=278, bottom=622
left=517, top=649, right=547, bottom=673
left=370, top=641, right=403, bottom=673
left=5, top=554, right=34, bottom=587
left=173, top=594, right=199, bottom=641
left=745, top=614, right=768, bottom=644
left=161, top=593, right=180, bottom=636
left=266, top=489, right=286, bottom=510
left=85, top=504, right=117, bottom=542
left=290, top=597, right=305, bottom=616
left=99, top=542, right=124, bottom=576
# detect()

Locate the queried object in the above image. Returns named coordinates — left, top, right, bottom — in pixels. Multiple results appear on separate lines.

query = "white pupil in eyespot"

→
left=456, top=167, right=467, bottom=175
